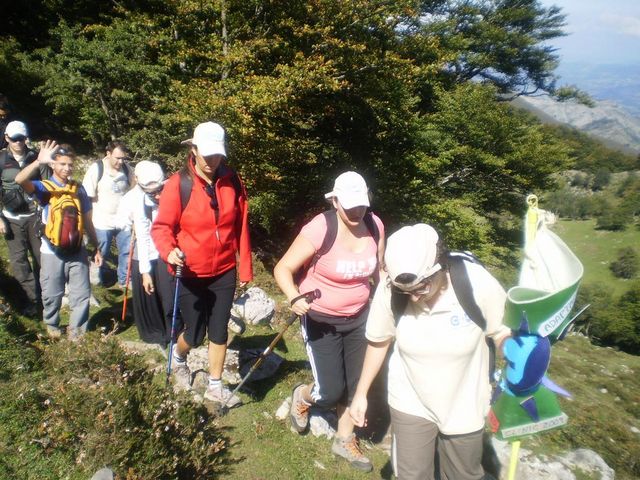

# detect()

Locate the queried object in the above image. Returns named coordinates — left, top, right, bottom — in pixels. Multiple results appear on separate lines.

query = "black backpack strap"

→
left=0, top=149, right=7, bottom=174
left=307, top=210, right=339, bottom=271
left=363, top=211, right=380, bottom=245
left=143, top=202, right=153, bottom=222
left=446, top=252, right=496, bottom=383
left=122, top=162, right=130, bottom=186
left=230, top=171, right=243, bottom=199
left=96, top=160, right=104, bottom=183
left=178, top=169, right=193, bottom=213
left=447, top=253, right=487, bottom=331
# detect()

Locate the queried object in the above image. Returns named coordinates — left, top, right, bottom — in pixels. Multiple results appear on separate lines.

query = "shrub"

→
left=596, top=204, right=629, bottom=231
left=0, top=323, right=229, bottom=479
left=576, top=282, right=640, bottom=353
left=591, top=167, right=611, bottom=191
left=610, top=247, right=639, bottom=279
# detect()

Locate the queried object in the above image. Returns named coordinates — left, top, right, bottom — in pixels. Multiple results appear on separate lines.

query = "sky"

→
left=540, top=0, right=640, bottom=65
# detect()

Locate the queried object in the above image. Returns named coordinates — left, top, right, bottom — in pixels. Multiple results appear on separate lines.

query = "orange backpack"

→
left=41, top=179, right=84, bottom=255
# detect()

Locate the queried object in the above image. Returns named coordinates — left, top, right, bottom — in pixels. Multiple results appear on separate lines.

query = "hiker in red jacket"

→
left=151, top=122, right=252, bottom=407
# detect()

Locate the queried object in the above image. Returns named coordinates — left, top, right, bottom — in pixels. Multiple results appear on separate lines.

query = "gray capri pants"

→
left=390, top=407, right=485, bottom=480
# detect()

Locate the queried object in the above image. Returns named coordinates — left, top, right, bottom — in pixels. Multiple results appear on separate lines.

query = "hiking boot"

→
left=204, top=384, right=242, bottom=408
left=172, top=362, right=192, bottom=390
left=289, top=383, right=310, bottom=433
left=332, top=433, right=373, bottom=472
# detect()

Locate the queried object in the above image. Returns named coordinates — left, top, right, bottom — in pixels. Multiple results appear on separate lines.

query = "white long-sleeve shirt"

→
left=116, top=186, right=158, bottom=274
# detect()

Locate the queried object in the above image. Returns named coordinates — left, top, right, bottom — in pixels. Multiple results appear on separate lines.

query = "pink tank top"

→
left=298, top=212, right=384, bottom=317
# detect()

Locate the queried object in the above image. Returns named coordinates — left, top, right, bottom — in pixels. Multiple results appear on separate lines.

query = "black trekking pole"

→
left=219, top=289, right=321, bottom=414
left=165, top=256, right=184, bottom=387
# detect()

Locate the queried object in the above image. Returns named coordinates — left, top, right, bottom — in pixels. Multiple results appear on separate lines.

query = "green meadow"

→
left=551, top=219, right=639, bottom=296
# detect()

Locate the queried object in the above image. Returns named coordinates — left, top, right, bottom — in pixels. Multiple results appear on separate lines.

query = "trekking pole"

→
left=165, top=255, right=185, bottom=387
left=219, top=289, right=321, bottom=413
left=120, top=229, right=136, bottom=323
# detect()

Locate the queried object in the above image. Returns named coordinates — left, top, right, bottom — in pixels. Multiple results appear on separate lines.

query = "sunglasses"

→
left=51, top=147, right=74, bottom=159
left=140, top=184, right=164, bottom=195
left=392, top=270, right=442, bottom=296
left=204, top=184, right=218, bottom=210
left=8, top=135, right=26, bottom=142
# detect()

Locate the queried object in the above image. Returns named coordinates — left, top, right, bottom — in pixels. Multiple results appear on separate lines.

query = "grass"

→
left=551, top=218, right=640, bottom=296
left=2, top=218, right=640, bottom=478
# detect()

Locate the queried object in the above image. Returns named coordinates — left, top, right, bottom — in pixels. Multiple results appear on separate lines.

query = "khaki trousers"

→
left=390, top=407, right=485, bottom=480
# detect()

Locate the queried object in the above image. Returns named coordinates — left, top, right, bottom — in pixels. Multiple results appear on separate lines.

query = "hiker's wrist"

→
left=290, top=295, right=304, bottom=306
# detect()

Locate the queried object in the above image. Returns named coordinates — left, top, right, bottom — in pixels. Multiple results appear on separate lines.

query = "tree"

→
left=610, top=247, right=639, bottom=280
left=6, top=0, right=573, bottom=260
left=421, top=0, right=567, bottom=97
left=610, top=281, right=640, bottom=353
left=27, top=19, right=174, bottom=153
left=596, top=203, right=629, bottom=231
left=592, top=167, right=611, bottom=191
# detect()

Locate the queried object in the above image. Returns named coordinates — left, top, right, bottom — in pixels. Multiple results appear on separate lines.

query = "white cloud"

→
left=602, top=13, right=640, bottom=37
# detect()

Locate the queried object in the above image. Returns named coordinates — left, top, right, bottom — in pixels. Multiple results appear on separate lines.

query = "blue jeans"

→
left=96, top=228, right=131, bottom=286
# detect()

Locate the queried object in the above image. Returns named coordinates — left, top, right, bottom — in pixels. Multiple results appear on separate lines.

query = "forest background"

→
left=1, top=1, right=639, bottom=349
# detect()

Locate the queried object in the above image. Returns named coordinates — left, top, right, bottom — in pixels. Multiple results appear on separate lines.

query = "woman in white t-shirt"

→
left=116, top=160, right=175, bottom=347
left=350, top=224, right=510, bottom=480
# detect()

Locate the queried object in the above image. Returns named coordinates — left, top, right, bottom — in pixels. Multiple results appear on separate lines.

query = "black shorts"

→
left=301, top=306, right=369, bottom=409
left=178, top=268, right=236, bottom=346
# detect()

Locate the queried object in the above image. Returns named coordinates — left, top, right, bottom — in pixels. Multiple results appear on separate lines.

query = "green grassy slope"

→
left=551, top=219, right=639, bottom=296
left=2, top=226, right=639, bottom=478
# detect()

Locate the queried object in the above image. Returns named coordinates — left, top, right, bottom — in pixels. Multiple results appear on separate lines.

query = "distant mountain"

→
left=555, top=63, right=640, bottom=119
left=513, top=95, right=640, bottom=154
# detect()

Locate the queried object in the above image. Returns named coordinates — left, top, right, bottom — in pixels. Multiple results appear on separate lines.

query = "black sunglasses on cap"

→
left=52, top=147, right=73, bottom=158
left=391, top=267, right=443, bottom=296
left=141, top=183, right=164, bottom=195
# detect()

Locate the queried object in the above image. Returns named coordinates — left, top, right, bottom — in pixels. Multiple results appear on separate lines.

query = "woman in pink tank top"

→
left=274, top=171, right=385, bottom=472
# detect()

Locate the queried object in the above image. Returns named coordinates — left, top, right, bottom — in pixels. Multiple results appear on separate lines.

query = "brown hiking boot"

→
left=289, top=383, right=310, bottom=433
left=332, top=433, right=373, bottom=472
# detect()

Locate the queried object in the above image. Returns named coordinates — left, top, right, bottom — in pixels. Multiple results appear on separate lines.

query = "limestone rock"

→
left=230, top=287, right=275, bottom=326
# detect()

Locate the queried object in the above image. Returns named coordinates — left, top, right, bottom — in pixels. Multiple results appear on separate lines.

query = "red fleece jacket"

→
left=151, top=159, right=253, bottom=282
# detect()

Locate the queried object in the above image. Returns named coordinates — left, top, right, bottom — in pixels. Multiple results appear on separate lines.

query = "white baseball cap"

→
left=385, top=224, right=442, bottom=290
left=182, top=121, right=226, bottom=157
left=135, top=160, right=165, bottom=190
left=324, top=171, right=370, bottom=210
left=5, top=121, right=28, bottom=139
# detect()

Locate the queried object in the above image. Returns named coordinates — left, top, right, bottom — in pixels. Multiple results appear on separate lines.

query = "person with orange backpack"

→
left=15, top=140, right=102, bottom=339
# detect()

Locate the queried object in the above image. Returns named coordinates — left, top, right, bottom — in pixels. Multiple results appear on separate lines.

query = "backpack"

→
left=294, top=209, right=381, bottom=285
left=41, top=179, right=84, bottom=255
left=95, top=159, right=131, bottom=188
left=390, top=251, right=497, bottom=383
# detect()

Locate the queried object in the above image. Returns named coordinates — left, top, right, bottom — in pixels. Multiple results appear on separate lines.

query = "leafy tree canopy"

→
left=2, top=0, right=572, bottom=264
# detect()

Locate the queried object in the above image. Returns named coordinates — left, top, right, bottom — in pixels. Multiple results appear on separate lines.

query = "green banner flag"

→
left=505, top=195, right=584, bottom=341
left=489, top=195, right=584, bottom=442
